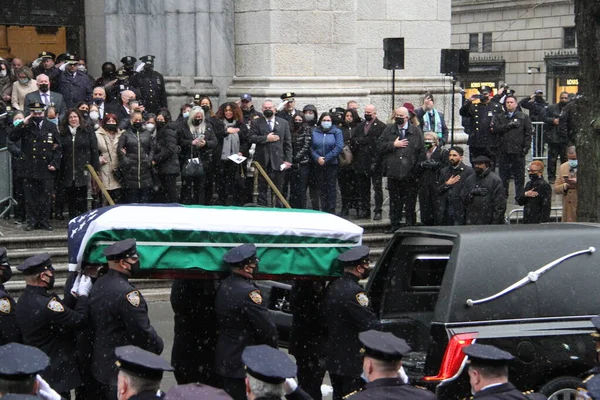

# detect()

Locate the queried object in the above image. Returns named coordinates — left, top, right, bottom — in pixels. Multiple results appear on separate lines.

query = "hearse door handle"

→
left=466, top=247, right=596, bottom=307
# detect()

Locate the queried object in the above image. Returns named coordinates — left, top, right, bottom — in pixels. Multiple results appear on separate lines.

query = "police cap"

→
left=115, top=345, right=173, bottom=380
left=104, top=239, right=138, bottom=261
left=479, top=85, right=492, bottom=94
left=55, top=53, right=70, bottom=63
left=115, top=69, right=128, bottom=80
left=65, top=54, right=78, bottom=64
left=329, top=107, right=345, bottom=114
left=0, top=247, right=8, bottom=266
left=165, top=383, right=233, bottom=400
left=28, top=102, right=45, bottom=112
left=140, top=55, right=155, bottom=65
left=471, top=155, right=491, bottom=165
left=223, top=243, right=257, bottom=266
left=193, top=94, right=202, bottom=102
left=16, top=253, right=53, bottom=275
left=337, top=245, right=370, bottom=265
left=463, top=343, right=515, bottom=367
left=0, top=343, right=50, bottom=380
left=242, top=345, right=297, bottom=384
left=591, top=316, right=600, bottom=340
left=359, top=330, right=411, bottom=361
left=38, top=51, right=56, bottom=60
left=280, top=92, right=295, bottom=101
left=121, top=56, right=137, bottom=66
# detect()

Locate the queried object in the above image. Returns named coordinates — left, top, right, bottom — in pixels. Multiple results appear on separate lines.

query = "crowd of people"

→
left=0, top=52, right=580, bottom=229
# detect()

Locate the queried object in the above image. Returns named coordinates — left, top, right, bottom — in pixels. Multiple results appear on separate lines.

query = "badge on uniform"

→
left=0, top=297, right=11, bottom=314
left=488, top=111, right=493, bottom=117
left=126, top=290, right=141, bottom=307
left=47, top=297, right=64, bottom=313
left=249, top=290, right=262, bottom=305
left=356, top=292, right=369, bottom=307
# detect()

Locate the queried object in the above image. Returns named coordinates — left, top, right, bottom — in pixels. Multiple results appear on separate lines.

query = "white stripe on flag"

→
left=94, top=241, right=355, bottom=248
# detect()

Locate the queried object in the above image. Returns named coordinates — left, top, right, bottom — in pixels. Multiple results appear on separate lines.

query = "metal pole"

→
left=451, top=74, right=456, bottom=147
left=392, top=69, right=396, bottom=111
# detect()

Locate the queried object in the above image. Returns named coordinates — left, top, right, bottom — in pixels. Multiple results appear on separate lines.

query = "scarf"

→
left=221, top=120, right=240, bottom=160
left=422, top=109, right=443, bottom=138
left=69, top=125, right=78, bottom=136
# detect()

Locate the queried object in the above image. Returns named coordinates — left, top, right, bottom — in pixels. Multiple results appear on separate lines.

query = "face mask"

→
left=364, top=114, right=373, bottom=121
left=201, top=105, right=211, bottom=114
left=32, top=116, right=44, bottom=123
left=321, top=121, right=332, bottom=130
left=360, top=371, right=369, bottom=383
left=395, top=117, right=406, bottom=126
left=103, top=69, right=115, bottom=78
left=481, top=95, right=490, bottom=102
left=13, top=119, right=23, bottom=127
left=0, top=70, right=6, bottom=77
left=42, top=270, right=55, bottom=289
left=304, top=113, right=314, bottom=122
left=0, top=266, right=12, bottom=283
left=94, top=98, right=104, bottom=105
left=192, top=119, right=202, bottom=126
left=132, top=121, right=143, bottom=130
left=145, top=123, right=155, bottom=131
left=144, top=64, right=153, bottom=72
left=89, top=111, right=99, bottom=121
left=293, top=121, right=303, bottom=129
left=183, top=111, right=190, bottom=119
left=39, top=84, right=49, bottom=92
left=125, top=259, right=142, bottom=277
left=425, top=142, right=434, bottom=149
left=105, top=123, right=117, bottom=131
left=474, top=167, right=486, bottom=176
left=156, top=121, right=166, bottom=129
left=49, top=118, right=59, bottom=125
left=80, top=111, right=89, bottom=119
left=568, top=160, right=578, bottom=168
left=19, top=78, right=29, bottom=85
left=529, top=173, right=540, bottom=180
left=77, top=65, right=87, bottom=73
left=361, top=266, right=372, bottom=280
left=263, top=109, right=274, bottom=118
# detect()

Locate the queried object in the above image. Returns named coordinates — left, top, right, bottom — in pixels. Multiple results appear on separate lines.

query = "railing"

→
left=531, top=121, right=546, bottom=162
left=252, top=161, right=291, bottom=209
left=507, top=207, right=563, bottom=224
left=0, top=147, right=17, bottom=237
left=86, top=164, right=115, bottom=206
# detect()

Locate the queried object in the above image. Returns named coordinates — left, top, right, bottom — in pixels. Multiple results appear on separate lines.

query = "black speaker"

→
left=440, top=49, right=470, bottom=75
left=383, top=38, right=404, bottom=70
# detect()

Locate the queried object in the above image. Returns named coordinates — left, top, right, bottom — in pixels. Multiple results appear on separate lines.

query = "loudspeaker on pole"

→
left=440, top=49, right=469, bottom=75
left=383, top=38, right=404, bottom=70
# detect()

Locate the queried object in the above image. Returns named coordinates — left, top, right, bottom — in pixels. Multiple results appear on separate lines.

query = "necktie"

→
left=268, top=119, right=273, bottom=131
left=42, top=93, right=48, bottom=105
left=400, top=128, right=405, bottom=139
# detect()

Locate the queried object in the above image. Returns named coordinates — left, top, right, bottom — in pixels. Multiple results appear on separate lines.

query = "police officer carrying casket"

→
left=0, top=248, right=20, bottom=346
left=323, top=246, right=382, bottom=400
left=215, top=243, right=278, bottom=400
left=88, top=239, right=164, bottom=400
left=129, top=55, right=168, bottom=114
left=8, top=102, right=61, bottom=231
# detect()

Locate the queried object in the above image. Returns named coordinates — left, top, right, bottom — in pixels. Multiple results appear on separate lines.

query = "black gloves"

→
left=506, top=121, right=519, bottom=129
left=420, top=159, right=439, bottom=169
left=470, top=187, right=489, bottom=196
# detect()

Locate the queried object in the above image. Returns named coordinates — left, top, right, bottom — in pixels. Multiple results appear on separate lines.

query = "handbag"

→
left=338, top=144, right=353, bottom=166
left=182, top=146, right=204, bottom=178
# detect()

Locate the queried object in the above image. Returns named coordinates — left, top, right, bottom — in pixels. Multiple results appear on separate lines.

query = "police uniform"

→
left=129, top=55, right=168, bottom=114
left=0, top=248, right=21, bottom=345
left=115, top=345, right=173, bottom=400
left=105, top=69, right=142, bottom=105
left=0, top=342, right=50, bottom=399
left=215, top=244, right=278, bottom=400
left=33, top=51, right=61, bottom=87
left=87, top=239, right=164, bottom=399
left=276, top=92, right=303, bottom=124
left=15, top=253, right=86, bottom=395
left=165, top=383, right=233, bottom=400
left=8, top=102, right=61, bottom=230
left=345, top=330, right=436, bottom=400
left=582, top=374, right=600, bottom=400
left=323, top=246, right=382, bottom=400
left=121, top=55, right=138, bottom=78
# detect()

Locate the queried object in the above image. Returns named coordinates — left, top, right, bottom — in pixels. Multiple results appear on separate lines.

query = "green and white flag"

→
left=68, top=205, right=363, bottom=277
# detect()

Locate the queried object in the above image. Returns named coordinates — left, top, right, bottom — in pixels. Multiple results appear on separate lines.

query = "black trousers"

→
left=287, top=164, right=310, bottom=209
left=498, top=153, right=525, bottom=201
left=216, top=160, right=244, bottom=206
left=469, top=146, right=497, bottom=171
left=338, top=167, right=357, bottom=212
left=419, top=178, right=440, bottom=226
left=355, top=171, right=383, bottom=213
left=107, top=188, right=123, bottom=205
left=330, top=374, right=364, bottom=400
left=257, top=167, right=284, bottom=207
left=63, top=185, right=88, bottom=219
left=123, top=187, right=151, bottom=204
left=221, top=377, right=246, bottom=400
left=157, top=173, right=179, bottom=203
left=388, top=177, right=418, bottom=227
left=314, top=164, right=338, bottom=214
left=24, top=177, right=53, bottom=227
left=180, top=176, right=206, bottom=204
left=12, top=176, right=26, bottom=220
left=547, top=143, right=567, bottom=182
left=296, top=355, right=325, bottom=400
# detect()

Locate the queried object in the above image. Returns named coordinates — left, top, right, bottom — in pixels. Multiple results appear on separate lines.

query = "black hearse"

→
left=367, top=224, right=599, bottom=399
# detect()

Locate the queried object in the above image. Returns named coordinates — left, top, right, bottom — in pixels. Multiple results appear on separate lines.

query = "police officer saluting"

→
left=323, top=246, right=381, bottom=400
left=114, top=345, right=174, bottom=400
left=8, top=102, right=61, bottom=231
left=0, top=342, right=56, bottom=398
left=0, top=248, right=20, bottom=345
left=15, top=253, right=91, bottom=397
left=129, top=55, right=167, bottom=114
left=215, top=243, right=278, bottom=400
left=88, top=239, right=164, bottom=400
left=345, top=330, right=436, bottom=400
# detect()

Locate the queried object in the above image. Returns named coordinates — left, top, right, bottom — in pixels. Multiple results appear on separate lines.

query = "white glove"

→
left=283, top=378, right=298, bottom=395
left=276, top=100, right=288, bottom=112
left=398, top=366, right=409, bottom=384
left=77, top=275, right=93, bottom=297
left=70, top=273, right=82, bottom=296
left=59, top=62, right=67, bottom=71
left=36, top=374, right=62, bottom=400
left=32, top=57, right=43, bottom=68
left=136, top=62, right=144, bottom=73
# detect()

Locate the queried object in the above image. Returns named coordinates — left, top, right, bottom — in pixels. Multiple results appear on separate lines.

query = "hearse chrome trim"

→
left=466, top=247, right=596, bottom=307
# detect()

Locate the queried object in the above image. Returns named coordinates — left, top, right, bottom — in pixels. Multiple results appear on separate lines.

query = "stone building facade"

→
left=451, top=0, right=578, bottom=104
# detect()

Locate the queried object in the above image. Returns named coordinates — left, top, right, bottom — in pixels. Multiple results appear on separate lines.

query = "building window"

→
left=564, top=27, right=577, bottom=48
left=482, top=32, right=493, bottom=52
left=469, top=33, right=479, bottom=52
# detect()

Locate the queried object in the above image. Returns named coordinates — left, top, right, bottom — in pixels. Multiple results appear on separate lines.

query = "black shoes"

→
left=373, top=211, right=382, bottom=221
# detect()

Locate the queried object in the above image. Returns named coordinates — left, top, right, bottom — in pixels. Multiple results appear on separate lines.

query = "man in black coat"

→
left=24, top=74, right=66, bottom=117
left=129, top=55, right=168, bottom=114
left=517, top=160, right=552, bottom=224
left=492, top=95, right=532, bottom=202
left=8, top=102, right=62, bottom=231
left=351, top=104, right=387, bottom=220
left=379, top=107, right=425, bottom=231
left=0, top=248, right=20, bottom=345
left=461, top=156, right=506, bottom=225
left=436, top=147, right=474, bottom=225
left=418, top=133, right=448, bottom=226
left=215, top=243, right=278, bottom=400
left=55, top=55, right=93, bottom=109
left=542, top=92, right=570, bottom=183
left=249, top=99, right=292, bottom=207
left=519, top=89, right=548, bottom=158
left=15, top=253, right=91, bottom=397
left=88, top=239, right=164, bottom=400
left=323, top=246, right=381, bottom=400
left=240, top=93, right=262, bottom=127
left=345, top=330, right=436, bottom=400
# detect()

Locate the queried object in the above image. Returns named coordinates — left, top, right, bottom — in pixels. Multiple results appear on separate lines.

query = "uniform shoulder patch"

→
left=356, top=292, right=369, bottom=307
left=126, top=290, right=141, bottom=307
left=47, top=297, right=64, bottom=313
left=249, top=290, right=262, bottom=305
left=343, top=389, right=361, bottom=399
left=0, top=297, right=11, bottom=314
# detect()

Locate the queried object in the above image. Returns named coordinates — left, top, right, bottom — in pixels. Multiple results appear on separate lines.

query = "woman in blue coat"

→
left=311, top=112, right=343, bottom=214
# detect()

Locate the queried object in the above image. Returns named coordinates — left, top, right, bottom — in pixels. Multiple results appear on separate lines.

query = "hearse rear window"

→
left=410, top=255, right=449, bottom=289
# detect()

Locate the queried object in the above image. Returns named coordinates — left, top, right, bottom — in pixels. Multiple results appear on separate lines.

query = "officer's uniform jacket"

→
left=473, top=382, right=544, bottom=400
left=8, top=119, right=62, bottom=179
left=0, top=283, right=21, bottom=345
left=345, top=377, right=437, bottom=400
left=129, top=70, right=168, bottom=114
left=460, top=100, right=504, bottom=148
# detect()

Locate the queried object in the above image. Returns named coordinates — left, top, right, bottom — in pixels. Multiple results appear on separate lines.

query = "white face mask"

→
left=77, top=65, right=87, bottom=72
left=0, top=70, right=6, bottom=77
left=145, top=123, right=155, bottom=131
left=89, top=111, right=99, bottom=121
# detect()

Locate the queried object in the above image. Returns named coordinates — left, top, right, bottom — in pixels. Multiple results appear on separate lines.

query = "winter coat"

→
left=178, top=122, right=218, bottom=165
left=311, top=126, right=343, bottom=165
left=543, top=103, right=569, bottom=144
left=8, top=119, right=62, bottom=180
left=153, top=121, right=180, bottom=176
left=460, top=99, right=504, bottom=148
left=461, top=168, right=507, bottom=225
left=58, top=125, right=99, bottom=188
left=11, top=80, right=37, bottom=110
left=436, top=162, right=474, bottom=225
left=212, top=118, right=250, bottom=161
left=56, top=70, right=93, bottom=109
left=96, top=127, right=123, bottom=191
left=519, top=96, right=548, bottom=123
left=350, top=118, right=387, bottom=174
left=379, top=123, right=425, bottom=180
left=517, top=177, right=552, bottom=224
left=554, top=162, right=577, bottom=222
left=492, top=110, right=532, bottom=155
left=117, top=126, right=154, bottom=189
left=291, top=124, right=312, bottom=165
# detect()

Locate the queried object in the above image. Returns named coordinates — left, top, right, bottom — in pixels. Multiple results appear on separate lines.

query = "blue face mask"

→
left=183, top=112, right=190, bottom=119
left=13, top=119, right=23, bottom=127
left=49, top=118, right=59, bottom=125
left=321, top=121, right=332, bottom=130
left=568, top=160, right=578, bottom=169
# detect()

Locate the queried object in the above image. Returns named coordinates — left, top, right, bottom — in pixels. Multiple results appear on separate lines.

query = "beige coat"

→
left=96, top=127, right=123, bottom=191
left=11, top=80, right=37, bottom=110
left=554, top=161, right=577, bottom=222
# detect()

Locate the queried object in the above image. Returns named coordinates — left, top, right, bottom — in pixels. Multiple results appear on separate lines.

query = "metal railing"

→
left=251, top=161, right=291, bottom=209
left=0, top=147, right=17, bottom=236
left=507, top=207, right=562, bottom=224
left=531, top=121, right=546, bottom=162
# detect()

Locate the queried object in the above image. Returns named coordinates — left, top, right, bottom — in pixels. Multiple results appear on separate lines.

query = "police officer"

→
left=15, top=253, right=92, bottom=397
left=105, top=69, right=142, bottom=105
left=115, top=345, right=173, bottom=400
left=88, top=239, right=164, bottom=400
left=129, top=55, right=168, bottom=114
left=121, top=56, right=138, bottom=78
left=345, top=330, right=436, bottom=400
left=0, top=248, right=20, bottom=345
left=33, top=51, right=61, bottom=87
left=459, top=85, right=504, bottom=169
left=215, top=243, right=278, bottom=400
left=276, top=92, right=302, bottom=124
left=323, top=245, right=381, bottom=400
left=8, top=102, right=61, bottom=231
left=0, top=342, right=51, bottom=398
